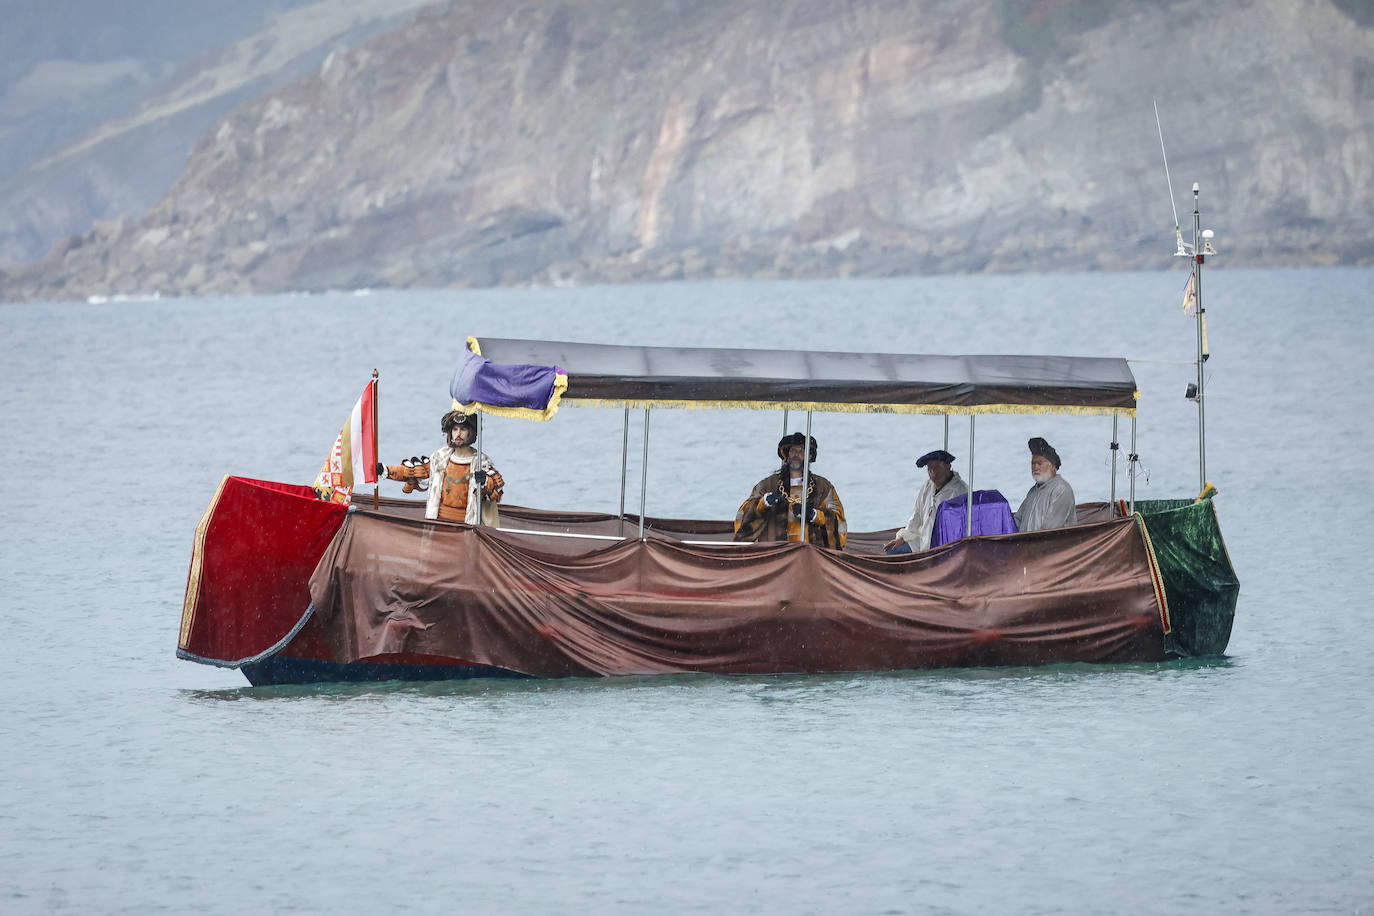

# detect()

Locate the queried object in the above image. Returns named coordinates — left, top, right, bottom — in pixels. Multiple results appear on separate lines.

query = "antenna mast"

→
left=1176, top=183, right=1216, bottom=494
left=1156, top=102, right=1216, bottom=494
left=1154, top=100, right=1185, bottom=255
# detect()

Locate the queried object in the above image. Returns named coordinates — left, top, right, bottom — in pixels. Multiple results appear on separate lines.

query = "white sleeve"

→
left=898, top=483, right=931, bottom=545
left=898, top=502, right=921, bottom=542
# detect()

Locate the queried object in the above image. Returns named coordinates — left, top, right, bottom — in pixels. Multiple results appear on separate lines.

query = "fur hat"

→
left=1028, top=437, right=1061, bottom=469
left=777, top=432, right=818, bottom=462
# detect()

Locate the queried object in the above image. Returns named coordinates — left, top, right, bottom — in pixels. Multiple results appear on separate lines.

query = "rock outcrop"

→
left=0, top=0, right=442, bottom=272
left=4, top=0, right=1372, bottom=302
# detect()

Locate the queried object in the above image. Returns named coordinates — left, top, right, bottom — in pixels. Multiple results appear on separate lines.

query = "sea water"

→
left=1, top=268, right=1370, bottom=913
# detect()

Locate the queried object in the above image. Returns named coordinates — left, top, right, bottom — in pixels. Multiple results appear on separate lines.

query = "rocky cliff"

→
left=0, top=0, right=441, bottom=271
left=4, top=0, right=1372, bottom=301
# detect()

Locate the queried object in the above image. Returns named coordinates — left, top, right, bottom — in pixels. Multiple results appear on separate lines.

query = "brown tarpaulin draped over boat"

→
left=308, top=509, right=1169, bottom=677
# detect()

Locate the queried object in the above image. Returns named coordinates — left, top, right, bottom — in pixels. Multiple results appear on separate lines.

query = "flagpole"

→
left=371, top=369, right=380, bottom=510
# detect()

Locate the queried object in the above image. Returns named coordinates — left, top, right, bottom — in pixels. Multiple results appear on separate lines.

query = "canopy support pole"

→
left=801, top=411, right=812, bottom=544
left=474, top=409, right=483, bottom=526
left=1129, top=416, right=1138, bottom=514
left=943, top=414, right=949, bottom=451
left=619, top=405, right=629, bottom=538
left=966, top=415, right=975, bottom=538
left=371, top=369, right=380, bottom=511
left=782, top=408, right=789, bottom=439
left=1110, top=415, right=1119, bottom=509
left=638, top=407, right=650, bottom=539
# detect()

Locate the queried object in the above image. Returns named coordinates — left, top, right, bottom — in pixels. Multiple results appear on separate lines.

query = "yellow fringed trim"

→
left=1195, top=481, right=1218, bottom=502
left=558, top=397, right=1136, bottom=418
left=466, top=336, right=482, bottom=357
left=1134, top=513, right=1173, bottom=635
left=180, top=474, right=229, bottom=650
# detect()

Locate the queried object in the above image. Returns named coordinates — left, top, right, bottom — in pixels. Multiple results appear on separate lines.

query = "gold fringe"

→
left=179, top=474, right=229, bottom=650
left=1134, top=513, right=1172, bottom=635
left=1195, top=480, right=1218, bottom=502
left=558, top=397, right=1136, bottom=418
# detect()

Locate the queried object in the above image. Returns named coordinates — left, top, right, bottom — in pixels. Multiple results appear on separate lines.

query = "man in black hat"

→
left=733, top=432, right=847, bottom=548
left=883, top=448, right=970, bottom=553
left=1014, top=437, right=1077, bottom=532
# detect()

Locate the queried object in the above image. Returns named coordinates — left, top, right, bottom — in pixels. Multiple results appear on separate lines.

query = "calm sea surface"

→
left=1, top=268, right=1371, bottom=914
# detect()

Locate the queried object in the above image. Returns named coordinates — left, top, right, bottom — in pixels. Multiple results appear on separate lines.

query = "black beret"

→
left=1028, top=437, right=1061, bottom=469
left=916, top=449, right=956, bottom=467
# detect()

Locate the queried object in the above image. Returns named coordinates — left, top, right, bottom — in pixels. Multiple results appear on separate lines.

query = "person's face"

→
left=926, top=460, right=951, bottom=487
left=1031, top=455, right=1056, bottom=483
left=449, top=423, right=474, bottom=447
left=785, top=444, right=806, bottom=471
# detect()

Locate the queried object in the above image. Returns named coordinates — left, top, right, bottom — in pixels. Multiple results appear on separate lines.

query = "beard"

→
left=1032, top=469, right=1052, bottom=485
left=788, top=458, right=804, bottom=474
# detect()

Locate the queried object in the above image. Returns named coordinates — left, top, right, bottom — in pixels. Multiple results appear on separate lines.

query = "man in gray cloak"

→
left=1014, top=437, right=1077, bottom=532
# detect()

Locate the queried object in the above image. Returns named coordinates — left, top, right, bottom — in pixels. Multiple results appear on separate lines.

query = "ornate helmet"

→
left=777, top=432, right=818, bottom=462
left=441, top=409, right=477, bottom=436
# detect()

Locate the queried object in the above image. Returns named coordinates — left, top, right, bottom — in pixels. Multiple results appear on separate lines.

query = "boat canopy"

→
left=457, top=336, right=1138, bottom=419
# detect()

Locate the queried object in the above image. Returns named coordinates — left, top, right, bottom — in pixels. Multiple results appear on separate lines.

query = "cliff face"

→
left=0, top=0, right=441, bottom=271
left=4, top=0, right=1372, bottom=301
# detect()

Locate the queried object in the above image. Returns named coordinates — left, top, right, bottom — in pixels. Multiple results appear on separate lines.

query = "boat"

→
left=178, top=196, right=1236, bottom=686
left=178, top=337, right=1238, bottom=686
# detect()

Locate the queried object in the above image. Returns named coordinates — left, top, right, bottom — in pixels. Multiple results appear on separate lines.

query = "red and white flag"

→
left=1182, top=272, right=1197, bottom=317
left=313, top=379, right=378, bottom=504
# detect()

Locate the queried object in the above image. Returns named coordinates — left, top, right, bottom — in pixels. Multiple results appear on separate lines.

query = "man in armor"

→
left=379, top=409, right=504, bottom=524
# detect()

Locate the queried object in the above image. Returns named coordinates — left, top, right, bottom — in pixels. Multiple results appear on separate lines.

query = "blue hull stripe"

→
left=240, top=655, right=529, bottom=686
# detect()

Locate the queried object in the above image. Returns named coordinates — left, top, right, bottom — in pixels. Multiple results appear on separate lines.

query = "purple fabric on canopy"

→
left=931, top=490, right=1018, bottom=547
left=450, top=347, right=563, bottom=410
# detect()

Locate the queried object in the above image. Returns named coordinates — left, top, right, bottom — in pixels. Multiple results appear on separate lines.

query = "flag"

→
left=312, top=379, right=378, bottom=504
left=1182, top=271, right=1197, bottom=317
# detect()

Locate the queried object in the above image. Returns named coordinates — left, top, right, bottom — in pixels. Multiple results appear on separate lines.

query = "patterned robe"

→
left=733, top=468, right=847, bottom=549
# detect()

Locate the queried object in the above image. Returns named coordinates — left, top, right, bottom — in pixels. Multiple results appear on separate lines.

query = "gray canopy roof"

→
left=470, top=337, right=1138, bottom=416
